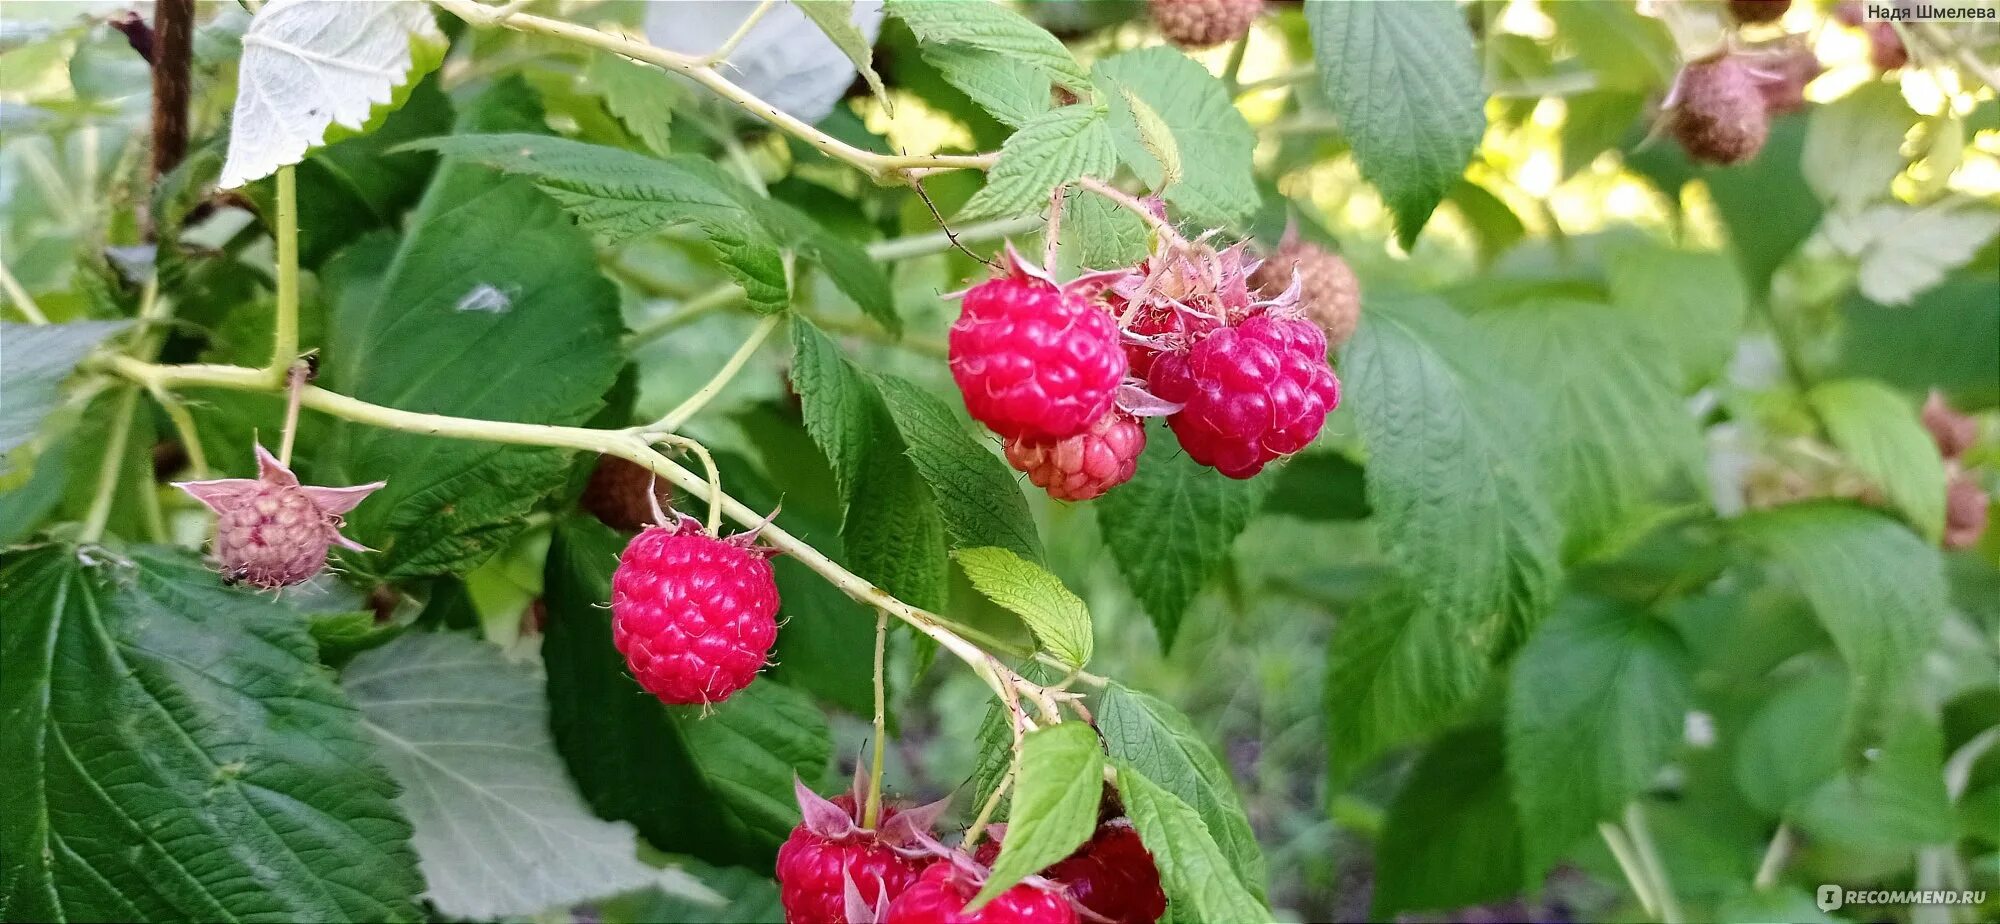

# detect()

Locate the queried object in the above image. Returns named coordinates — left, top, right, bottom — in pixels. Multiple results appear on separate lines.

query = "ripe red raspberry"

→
left=950, top=245, right=1127, bottom=442
left=778, top=782, right=942, bottom=924
left=174, top=443, right=383, bottom=588
left=1728, top=0, right=1790, bottom=24
left=611, top=516, right=778, bottom=705
left=1043, top=821, right=1167, bottom=924
left=1004, top=411, right=1146, bottom=502
left=1249, top=241, right=1361, bottom=349
left=1148, top=0, right=1262, bottom=49
left=1672, top=54, right=1769, bottom=165
left=1151, top=314, right=1339, bottom=479
left=582, top=454, right=673, bottom=531
left=884, top=859, right=1077, bottom=924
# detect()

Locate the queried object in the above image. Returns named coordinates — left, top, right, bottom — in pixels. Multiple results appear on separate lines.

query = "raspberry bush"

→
left=1, top=2, right=1994, bottom=924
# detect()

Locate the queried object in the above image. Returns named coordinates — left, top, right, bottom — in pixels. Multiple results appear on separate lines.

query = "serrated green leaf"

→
left=1476, top=299, right=1705, bottom=558
left=960, top=105, right=1117, bottom=221
left=1305, top=0, right=1486, bottom=247
left=1113, top=761, right=1270, bottom=923
left=874, top=375, right=1042, bottom=561
left=953, top=546, right=1091, bottom=666
left=1093, top=47, right=1258, bottom=226
left=344, top=632, right=667, bottom=918
left=1809, top=379, right=1949, bottom=541
left=796, top=0, right=891, bottom=111
left=1095, top=427, right=1271, bottom=648
left=407, top=133, right=790, bottom=311
left=587, top=50, right=679, bottom=156
left=1372, top=726, right=1525, bottom=917
left=0, top=546, right=422, bottom=923
left=220, top=0, right=445, bottom=187
left=0, top=320, right=127, bottom=459
left=1098, top=684, right=1265, bottom=897
left=308, top=609, right=404, bottom=664
left=545, top=518, right=833, bottom=865
left=887, top=0, right=1086, bottom=89
left=1329, top=295, right=1561, bottom=774
left=323, top=90, right=622, bottom=579
left=1604, top=241, right=1747, bottom=388
left=1506, top=596, right=1694, bottom=877
left=974, top=723, right=1103, bottom=907
left=1735, top=503, right=1948, bottom=731
left=790, top=318, right=948, bottom=611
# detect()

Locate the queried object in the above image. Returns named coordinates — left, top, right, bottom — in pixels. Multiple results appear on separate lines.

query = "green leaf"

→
left=874, top=375, right=1043, bottom=562
left=790, top=318, right=948, bottom=611
left=1506, top=596, right=1694, bottom=876
left=1329, top=295, right=1561, bottom=773
left=1809, top=379, right=1949, bottom=541
left=344, top=632, right=668, bottom=918
left=0, top=546, right=421, bottom=923
left=1734, top=663, right=1850, bottom=814
left=952, top=546, right=1092, bottom=667
left=1627, top=114, right=1819, bottom=299
left=1803, top=82, right=1916, bottom=214
left=544, top=518, right=833, bottom=865
left=1795, top=716, right=1955, bottom=849
left=884, top=0, right=1086, bottom=128
left=959, top=105, right=1117, bottom=221
left=308, top=609, right=404, bottom=664
left=1603, top=241, right=1748, bottom=388
left=1735, top=503, right=1948, bottom=729
left=1717, top=887, right=1840, bottom=924
left=1475, top=299, right=1705, bottom=558
left=1121, top=88, right=1182, bottom=190
left=1093, top=47, right=1259, bottom=226
left=795, top=0, right=891, bottom=110
left=1544, top=0, right=1676, bottom=92
left=1058, top=187, right=1151, bottom=269
left=586, top=50, right=679, bottom=156
left=1838, top=264, right=2000, bottom=408
left=1372, top=726, right=1525, bottom=917
left=1262, top=450, right=1369, bottom=521
left=220, top=0, right=445, bottom=187
left=323, top=94, right=622, bottom=579
left=408, top=133, right=790, bottom=311
left=1095, top=427, right=1271, bottom=647
left=1113, top=762, right=1271, bottom=923
left=1098, top=684, right=1265, bottom=896
left=974, top=723, right=1103, bottom=906
left=1305, top=0, right=1486, bottom=247
left=0, top=320, right=127, bottom=458
left=1825, top=199, right=2000, bottom=307
left=596, top=860, right=782, bottom=924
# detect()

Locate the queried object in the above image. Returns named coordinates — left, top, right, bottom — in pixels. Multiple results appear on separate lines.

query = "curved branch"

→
left=428, top=0, right=997, bottom=182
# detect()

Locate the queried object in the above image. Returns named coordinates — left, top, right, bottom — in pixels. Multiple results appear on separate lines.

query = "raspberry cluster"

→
left=777, top=776, right=1170, bottom=924
left=1925, top=391, right=1990, bottom=550
left=949, top=234, right=1343, bottom=492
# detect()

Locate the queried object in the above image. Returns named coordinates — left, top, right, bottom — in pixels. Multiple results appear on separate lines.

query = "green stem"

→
left=101, top=355, right=1061, bottom=715
left=864, top=612, right=888, bottom=830
left=1600, top=821, right=1662, bottom=919
left=429, top=0, right=995, bottom=182
left=269, top=165, right=299, bottom=386
left=1753, top=823, right=1791, bottom=891
left=1625, top=803, right=1683, bottom=924
left=1, top=259, right=48, bottom=324
left=79, top=388, right=141, bottom=543
left=645, top=313, right=781, bottom=433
